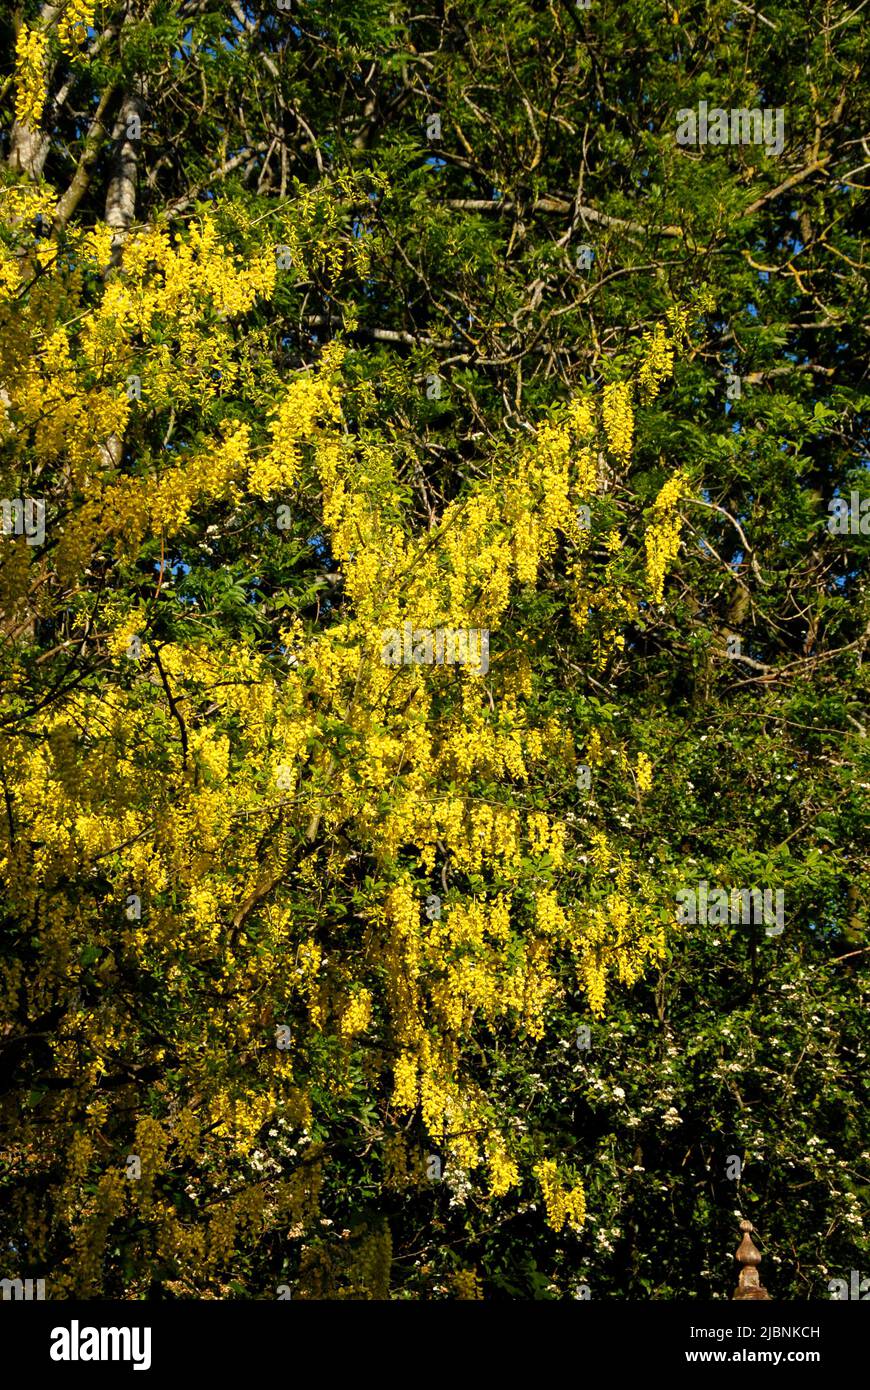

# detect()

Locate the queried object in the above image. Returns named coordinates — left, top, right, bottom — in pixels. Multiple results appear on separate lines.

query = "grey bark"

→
left=106, top=91, right=147, bottom=247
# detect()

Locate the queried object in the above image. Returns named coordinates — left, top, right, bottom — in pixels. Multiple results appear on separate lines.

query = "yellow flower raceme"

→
left=637, top=321, right=675, bottom=402
left=250, top=371, right=343, bottom=498
left=645, top=470, right=689, bottom=603
left=14, top=26, right=48, bottom=127
left=392, top=1053, right=419, bottom=1110
left=341, top=988, right=373, bottom=1037
left=58, top=1, right=94, bottom=55
left=535, top=1159, right=587, bottom=1233
left=636, top=751, right=653, bottom=794
left=487, top=1144, right=520, bottom=1198
left=602, top=380, right=634, bottom=461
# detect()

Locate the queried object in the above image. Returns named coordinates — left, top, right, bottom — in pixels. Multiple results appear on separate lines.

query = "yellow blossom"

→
left=14, top=26, right=48, bottom=127
left=602, top=381, right=634, bottom=461
left=636, top=751, right=653, bottom=794
left=58, top=1, right=94, bottom=56
left=645, top=470, right=688, bottom=602
left=341, top=988, right=373, bottom=1037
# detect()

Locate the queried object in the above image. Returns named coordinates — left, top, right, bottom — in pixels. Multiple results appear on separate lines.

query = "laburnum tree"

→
left=1, top=0, right=867, bottom=1300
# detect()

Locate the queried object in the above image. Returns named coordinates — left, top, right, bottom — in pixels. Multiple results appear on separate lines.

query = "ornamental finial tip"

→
left=733, top=1220, right=771, bottom=1300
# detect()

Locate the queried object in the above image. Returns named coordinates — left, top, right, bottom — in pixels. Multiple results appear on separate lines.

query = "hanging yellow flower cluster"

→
left=13, top=25, right=48, bottom=127
left=57, top=0, right=94, bottom=56
left=534, top=1159, right=587, bottom=1233
left=637, top=321, right=675, bottom=402
left=644, top=469, right=689, bottom=603
left=636, top=751, right=654, bottom=794
left=602, top=380, right=634, bottom=461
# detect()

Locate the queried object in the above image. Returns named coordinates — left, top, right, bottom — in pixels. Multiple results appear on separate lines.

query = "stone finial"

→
left=733, top=1220, right=771, bottom=1300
